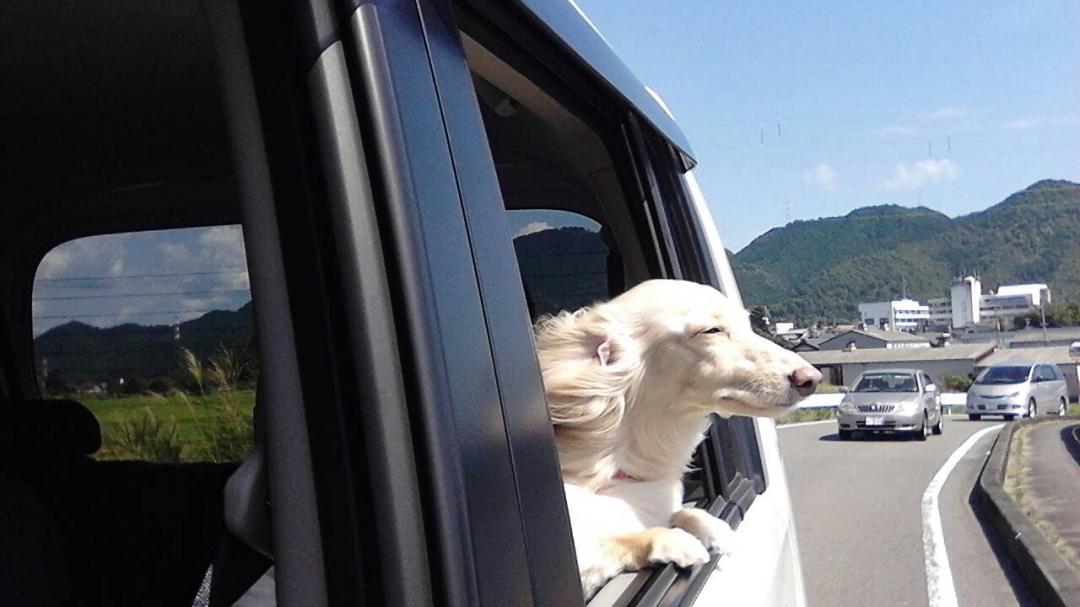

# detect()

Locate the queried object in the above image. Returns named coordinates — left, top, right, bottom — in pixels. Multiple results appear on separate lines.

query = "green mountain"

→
left=34, top=302, right=254, bottom=388
left=732, top=179, right=1080, bottom=322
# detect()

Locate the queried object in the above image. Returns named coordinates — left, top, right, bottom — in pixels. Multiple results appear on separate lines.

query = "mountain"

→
left=731, top=180, right=1080, bottom=322
left=34, top=302, right=254, bottom=387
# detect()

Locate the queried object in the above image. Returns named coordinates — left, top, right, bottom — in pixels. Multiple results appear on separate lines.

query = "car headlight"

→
left=1007, top=391, right=1020, bottom=398
left=839, top=399, right=856, bottom=412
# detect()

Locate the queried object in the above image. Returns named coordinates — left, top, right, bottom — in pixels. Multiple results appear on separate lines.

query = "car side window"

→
left=32, top=226, right=256, bottom=463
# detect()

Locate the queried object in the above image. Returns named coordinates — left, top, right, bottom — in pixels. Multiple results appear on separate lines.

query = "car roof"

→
left=858, top=368, right=920, bottom=376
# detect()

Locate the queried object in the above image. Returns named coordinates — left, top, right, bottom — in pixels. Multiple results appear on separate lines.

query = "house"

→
left=976, top=346, right=1080, bottom=401
left=816, top=326, right=932, bottom=351
left=800, top=343, right=997, bottom=387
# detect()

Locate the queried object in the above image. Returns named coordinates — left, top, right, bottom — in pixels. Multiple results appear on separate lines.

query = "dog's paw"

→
left=670, top=508, right=736, bottom=556
left=647, top=527, right=710, bottom=568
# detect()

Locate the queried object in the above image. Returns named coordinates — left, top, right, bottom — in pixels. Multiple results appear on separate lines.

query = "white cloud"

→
left=922, top=107, right=967, bottom=120
left=1004, top=118, right=1039, bottom=130
left=878, top=125, right=917, bottom=136
left=882, top=158, right=959, bottom=190
left=37, top=249, right=72, bottom=279
left=514, top=221, right=553, bottom=238
left=803, top=163, right=838, bottom=191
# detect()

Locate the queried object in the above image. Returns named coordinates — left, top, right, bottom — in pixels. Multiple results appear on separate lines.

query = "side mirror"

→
left=838, top=386, right=849, bottom=393
left=925, top=384, right=937, bottom=393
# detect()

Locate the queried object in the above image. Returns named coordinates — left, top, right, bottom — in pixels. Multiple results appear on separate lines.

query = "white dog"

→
left=534, top=279, right=821, bottom=598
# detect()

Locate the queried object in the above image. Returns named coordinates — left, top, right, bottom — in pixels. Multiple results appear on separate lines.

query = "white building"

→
left=857, top=299, right=930, bottom=333
left=951, top=276, right=981, bottom=328
left=930, top=278, right=1050, bottom=330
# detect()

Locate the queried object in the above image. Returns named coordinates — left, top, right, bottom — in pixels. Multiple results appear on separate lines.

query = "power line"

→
left=33, top=289, right=250, bottom=302
left=36, top=270, right=248, bottom=283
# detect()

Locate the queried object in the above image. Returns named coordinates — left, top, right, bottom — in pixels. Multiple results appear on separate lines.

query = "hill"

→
left=34, top=302, right=254, bottom=388
left=731, top=180, right=1080, bottom=322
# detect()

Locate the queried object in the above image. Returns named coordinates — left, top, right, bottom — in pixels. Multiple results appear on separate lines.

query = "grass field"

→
left=80, top=390, right=255, bottom=462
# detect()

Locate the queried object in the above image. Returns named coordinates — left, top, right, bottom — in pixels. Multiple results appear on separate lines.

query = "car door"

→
left=922, top=373, right=939, bottom=423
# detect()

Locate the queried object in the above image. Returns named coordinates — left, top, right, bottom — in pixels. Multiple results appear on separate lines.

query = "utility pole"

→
left=1040, top=300, right=1048, bottom=346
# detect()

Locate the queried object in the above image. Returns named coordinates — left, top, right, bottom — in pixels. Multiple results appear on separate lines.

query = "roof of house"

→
left=978, top=346, right=1080, bottom=367
left=819, top=327, right=931, bottom=346
left=800, top=343, right=997, bottom=366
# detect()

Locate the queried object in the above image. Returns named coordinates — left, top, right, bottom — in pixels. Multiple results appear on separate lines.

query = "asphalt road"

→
left=779, top=416, right=1038, bottom=607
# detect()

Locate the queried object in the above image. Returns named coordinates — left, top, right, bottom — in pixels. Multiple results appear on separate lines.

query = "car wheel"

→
left=932, top=413, right=943, bottom=435
left=1004, top=414, right=1016, bottom=421
left=1059, top=398, right=1068, bottom=417
left=915, top=413, right=928, bottom=441
left=1027, top=398, right=1037, bottom=419
left=968, top=414, right=981, bottom=421
left=839, top=430, right=852, bottom=441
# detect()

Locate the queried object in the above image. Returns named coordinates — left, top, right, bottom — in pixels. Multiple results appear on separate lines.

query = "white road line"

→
left=776, top=419, right=835, bottom=429
left=922, top=424, right=1004, bottom=607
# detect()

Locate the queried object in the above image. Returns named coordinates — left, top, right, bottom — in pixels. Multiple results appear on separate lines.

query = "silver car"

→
left=837, top=369, right=943, bottom=441
left=966, top=363, right=1069, bottom=420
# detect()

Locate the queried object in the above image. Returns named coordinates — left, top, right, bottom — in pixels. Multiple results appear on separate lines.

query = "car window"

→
left=33, top=226, right=256, bottom=463
left=854, top=372, right=918, bottom=392
left=975, top=365, right=1032, bottom=385
left=509, top=210, right=620, bottom=320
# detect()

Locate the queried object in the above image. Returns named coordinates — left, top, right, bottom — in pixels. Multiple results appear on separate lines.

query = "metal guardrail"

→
left=796, top=392, right=967, bottom=410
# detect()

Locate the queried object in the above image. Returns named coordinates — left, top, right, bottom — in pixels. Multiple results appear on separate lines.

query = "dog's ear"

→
left=595, top=337, right=612, bottom=366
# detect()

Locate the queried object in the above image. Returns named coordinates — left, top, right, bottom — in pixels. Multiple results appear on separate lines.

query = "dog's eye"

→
left=699, top=327, right=726, bottom=336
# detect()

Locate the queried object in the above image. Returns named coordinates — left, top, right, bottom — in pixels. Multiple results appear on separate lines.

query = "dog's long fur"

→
left=535, top=279, right=820, bottom=597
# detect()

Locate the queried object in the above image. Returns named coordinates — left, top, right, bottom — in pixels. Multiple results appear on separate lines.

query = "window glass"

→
left=509, top=210, right=620, bottom=320
left=853, top=372, right=918, bottom=393
left=33, top=226, right=256, bottom=463
left=975, top=365, right=1032, bottom=385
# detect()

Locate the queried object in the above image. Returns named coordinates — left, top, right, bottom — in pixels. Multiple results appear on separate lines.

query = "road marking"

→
left=922, top=423, right=1004, bottom=607
left=776, top=419, right=835, bottom=429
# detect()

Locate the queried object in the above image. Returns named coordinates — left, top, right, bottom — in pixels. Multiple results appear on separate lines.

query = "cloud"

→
left=878, top=125, right=917, bottom=136
left=922, top=107, right=967, bottom=120
left=803, top=163, right=838, bottom=191
left=1004, top=118, right=1039, bottom=130
left=514, top=221, right=553, bottom=238
left=882, top=158, right=959, bottom=190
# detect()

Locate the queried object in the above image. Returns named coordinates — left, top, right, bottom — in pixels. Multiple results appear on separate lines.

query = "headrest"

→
left=0, top=399, right=101, bottom=457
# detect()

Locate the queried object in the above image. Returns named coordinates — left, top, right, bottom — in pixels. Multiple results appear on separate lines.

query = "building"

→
left=857, top=299, right=930, bottom=332
left=800, top=343, right=997, bottom=387
left=951, top=276, right=981, bottom=328
left=816, top=326, right=932, bottom=351
left=927, top=297, right=951, bottom=328
left=928, top=277, right=1051, bottom=330
left=976, top=346, right=1080, bottom=401
left=980, top=283, right=1050, bottom=326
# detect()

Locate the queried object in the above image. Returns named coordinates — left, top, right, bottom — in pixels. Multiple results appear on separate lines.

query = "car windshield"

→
left=853, top=373, right=918, bottom=393
left=975, top=366, right=1032, bottom=385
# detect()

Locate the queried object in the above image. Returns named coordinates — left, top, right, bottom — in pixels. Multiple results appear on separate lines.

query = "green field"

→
left=80, top=390, right=255, bottom=463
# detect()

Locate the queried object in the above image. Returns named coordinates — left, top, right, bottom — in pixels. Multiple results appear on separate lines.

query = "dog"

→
left=533, top=279, right=821, bottom=597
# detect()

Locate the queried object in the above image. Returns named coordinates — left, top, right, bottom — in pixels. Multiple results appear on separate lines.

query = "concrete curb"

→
left=975, top=417, right=1080, bottom=607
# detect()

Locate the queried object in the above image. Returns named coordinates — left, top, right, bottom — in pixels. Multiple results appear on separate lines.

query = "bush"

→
left=941, top=373, right=973, bottom=393
left=101, top=407, right=183, bottom=462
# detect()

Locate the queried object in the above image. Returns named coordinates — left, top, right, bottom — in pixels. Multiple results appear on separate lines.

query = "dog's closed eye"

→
left=697, top=327, right=726, bottom=336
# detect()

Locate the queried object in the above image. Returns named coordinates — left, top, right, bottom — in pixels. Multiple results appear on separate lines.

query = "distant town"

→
left=764, top=275, right=1080, bottom=398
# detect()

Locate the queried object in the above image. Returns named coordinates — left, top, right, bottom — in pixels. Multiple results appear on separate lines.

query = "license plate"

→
left=865, top=416, right=884, bottom=426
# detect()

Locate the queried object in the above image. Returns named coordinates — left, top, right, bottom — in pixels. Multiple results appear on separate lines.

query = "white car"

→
left=966, top=363, right=1069, bottom=420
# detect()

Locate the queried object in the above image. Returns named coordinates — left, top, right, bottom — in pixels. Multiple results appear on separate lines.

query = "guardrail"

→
left=796, top=392, right=967, bottom=410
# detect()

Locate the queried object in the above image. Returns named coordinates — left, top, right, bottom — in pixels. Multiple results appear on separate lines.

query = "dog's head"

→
left=536, top=279, right=820, bottom=420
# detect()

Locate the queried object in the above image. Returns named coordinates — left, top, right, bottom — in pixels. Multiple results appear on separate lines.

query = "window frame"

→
left=440, top=1, right=768, bottom=604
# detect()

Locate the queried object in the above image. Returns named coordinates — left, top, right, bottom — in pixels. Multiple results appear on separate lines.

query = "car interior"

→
left=1, top=2, right=248, bottom=605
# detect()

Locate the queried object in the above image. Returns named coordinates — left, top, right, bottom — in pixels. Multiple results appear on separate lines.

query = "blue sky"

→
left=33, top=227, right=250, bottom=334
left=574, top=0, right=1080, bottom=251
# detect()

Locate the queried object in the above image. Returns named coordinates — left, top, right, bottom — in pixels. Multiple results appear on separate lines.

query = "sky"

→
left=574, top=0, right=1080, bottom=251
left=33, top=226, right=251, bottom=335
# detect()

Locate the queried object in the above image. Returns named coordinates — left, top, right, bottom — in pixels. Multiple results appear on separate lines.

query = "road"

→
left=779, top=416, right=1038, bottom=607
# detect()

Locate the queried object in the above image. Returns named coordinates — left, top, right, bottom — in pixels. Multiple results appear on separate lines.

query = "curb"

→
left=975, top=417, right=1080, bottom=607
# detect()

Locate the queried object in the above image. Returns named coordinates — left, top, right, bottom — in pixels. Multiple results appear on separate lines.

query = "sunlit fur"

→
left=535, top=279, right=820, bottom=597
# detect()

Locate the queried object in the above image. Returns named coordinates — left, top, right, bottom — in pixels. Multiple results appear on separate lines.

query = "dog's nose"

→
left=790, top=366, right=822, bottom=397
